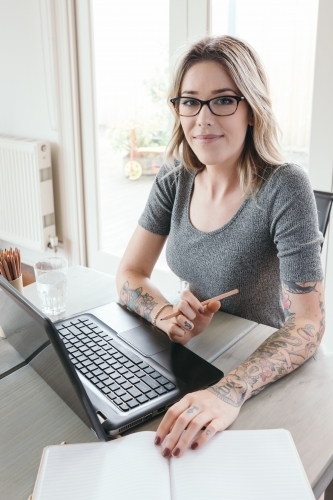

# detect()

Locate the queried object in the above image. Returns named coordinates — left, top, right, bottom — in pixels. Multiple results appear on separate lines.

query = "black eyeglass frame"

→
left=170, top=96, right=245, bottom=117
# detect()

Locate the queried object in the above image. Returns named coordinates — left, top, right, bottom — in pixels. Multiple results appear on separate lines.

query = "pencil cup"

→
left=9, top=274, right=24, bottom=294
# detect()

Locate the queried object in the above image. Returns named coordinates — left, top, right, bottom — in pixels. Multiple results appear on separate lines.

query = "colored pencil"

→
left=160, top=288, right=239, bottom=321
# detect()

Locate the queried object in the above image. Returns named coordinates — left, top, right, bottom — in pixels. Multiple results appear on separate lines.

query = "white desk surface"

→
left=0, top=266, right=332, bottom=500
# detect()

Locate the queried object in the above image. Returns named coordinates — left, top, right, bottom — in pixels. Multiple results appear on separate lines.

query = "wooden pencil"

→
left=160, top=288, right=239, bottom=321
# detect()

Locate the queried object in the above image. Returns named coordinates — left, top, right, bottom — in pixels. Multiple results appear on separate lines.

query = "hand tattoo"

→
left=187, top=406, right=199, bottom=414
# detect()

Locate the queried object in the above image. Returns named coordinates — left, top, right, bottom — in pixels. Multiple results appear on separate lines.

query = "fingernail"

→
left=154, top=436, right=161, bottom=445
left=173, top=447, right=180, bottom=457
left=191, top=442, right=198, bottom=450
left=198, top=307, right=204, bottom=314
left=162, top=448, right=171, bottom=458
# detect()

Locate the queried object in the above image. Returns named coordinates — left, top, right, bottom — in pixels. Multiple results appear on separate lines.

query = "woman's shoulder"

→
left=259, top=162, right=312, bottom=200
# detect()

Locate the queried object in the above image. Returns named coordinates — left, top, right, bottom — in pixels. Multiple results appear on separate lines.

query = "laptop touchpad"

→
left=118, top=325, right=169, bottom=356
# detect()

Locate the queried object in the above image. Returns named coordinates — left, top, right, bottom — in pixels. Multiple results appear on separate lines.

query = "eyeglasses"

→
left=170, top=96, right=245, bottom=117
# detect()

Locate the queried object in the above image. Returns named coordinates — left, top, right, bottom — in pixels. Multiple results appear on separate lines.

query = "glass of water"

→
left=34, top=258, right=68, bottom=315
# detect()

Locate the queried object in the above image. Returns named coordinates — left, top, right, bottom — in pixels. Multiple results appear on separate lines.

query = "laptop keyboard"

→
left=56, top=316, right=176, bottom=412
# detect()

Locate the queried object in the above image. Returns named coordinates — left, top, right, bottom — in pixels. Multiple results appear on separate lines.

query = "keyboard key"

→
left=150, top=371, right=162, bottom=379
left=79, top=345, right=89, bottom=352
left=112, top=362, right=122, bottom=371
left=80, top=368, right=88, bottom=375
left=114, top=388, right=126, bottom=397
left=104, top=346, right=117, bottom=354
left=107, top=392, right=117, bottom=401
left=146, top=390, right=158, bottom=399
left=102, top=387, right=111, bottom=395
left=127, top=399, right=139, bottom=409
left=77, top=355, right=88, bottom=362
left=116, top=376, right=127, bottom=385
left=101, top=353, right=112, bottom=360
left=90, top=354, right=98, bottom=361
left=113, top=397, right=123, bottom=406
left=96, top=349, right=106, bottom=357
left=112, top=352, right=123, bottom=360
left=110, top=340, right=142, bottom=364
left=81, top=326, right=92, bottom=334
left=73, top=341, right=84, bottom=348
left=94, top=359, right=105, bottom=366
left=156, top=376, right=169, bottom=385
left=129, top=365, right=140, bottom=374
left=103, top=378, right=114, bottom=387
left=89, top=363, right=98, bottom=371
left=119, top=403, right=129, bottom=412
left=135, top=370, right=146, bottom=378
left=92, top=368, right=102, bottom=376
left=137, top=361, right=149, bottom=369
left=137, top=395, right=149, bottom=404
left=109, top=383, right=120, bottom=392
left=86, top=341, right=96, bottom=348
left=142, top=375, right=160, bottom=390
left=104, top=367, right=115, bottom=375
left=156, top=386, right=167, bottom=395
left=68, top=325, right=81, bottom=335
left=118, top=356, right=128, bottom=364
left=82, top=359, right=93, bottom=367
left=67, top=347, right=77, bottom=353
left=121, top=393, right=132, bottom=403
left=96, top=382, right=104, bottom=389
left=123, top=361, right=134, bottom=369
left=128, top=387, right=141, bottom=398
left=98, top=374, right=108, bottom=381
left=144, top=366, right=155, bottom=374
left=97, top=339, right=108, bottom=347
left=136, top=381, right=150, bottom=394
left=76, top=363, right=83, bottom=369
left=118, top=367, right=128, bottom=375
left=91, top=346, right=100, bottom=352
left=122, top=371, right=134, bottom=379
left=99, top=362, right=109, bottom=370
left=129, top=376, right=140, bottom=385
left=85, top=372, right=94, bottom=379
left=122, top=381, right=132, bottom=390
left=70, top=318, right=81, bottom=325
left=164, top=383, right=176, bottom=391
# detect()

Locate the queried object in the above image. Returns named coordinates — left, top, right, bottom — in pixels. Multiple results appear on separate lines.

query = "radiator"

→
left=0, top=136, right=56, bottom=251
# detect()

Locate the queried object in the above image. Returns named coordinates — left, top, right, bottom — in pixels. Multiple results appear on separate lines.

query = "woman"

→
left=116, top=35, right=325, bottom=458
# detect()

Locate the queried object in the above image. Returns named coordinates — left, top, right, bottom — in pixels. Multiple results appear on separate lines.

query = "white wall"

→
left=0, top=0, right=63, bottom=242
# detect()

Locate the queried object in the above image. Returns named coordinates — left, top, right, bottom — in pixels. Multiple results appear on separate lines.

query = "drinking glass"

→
left=34, top=257, right=68, bottom=315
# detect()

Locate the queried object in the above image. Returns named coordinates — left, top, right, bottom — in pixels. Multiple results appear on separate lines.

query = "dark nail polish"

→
left=191, top=442, right=198, bottom=450
left=198, top=307, right=204, bottom=314
left=154, top=436, right=161, bottom=445
left=173, top=448, right=180, bottom=457
left=162, top=448, right=171, bottom=458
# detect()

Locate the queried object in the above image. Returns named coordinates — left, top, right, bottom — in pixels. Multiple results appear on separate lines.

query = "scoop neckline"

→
left=186, top=171, right=250, bottom=235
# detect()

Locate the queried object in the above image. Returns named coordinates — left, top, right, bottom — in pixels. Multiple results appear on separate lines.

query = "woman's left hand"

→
left=154, top=387, right=242, bottom=458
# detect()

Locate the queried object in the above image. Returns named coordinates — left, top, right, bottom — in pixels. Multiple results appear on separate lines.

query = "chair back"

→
left=313, top=190, right=333, bottom=238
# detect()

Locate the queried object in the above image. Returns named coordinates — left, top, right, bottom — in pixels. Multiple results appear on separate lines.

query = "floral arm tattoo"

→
left=208, top=281, right=325, bottom=407
left=119, top=280, right=158, bottom=322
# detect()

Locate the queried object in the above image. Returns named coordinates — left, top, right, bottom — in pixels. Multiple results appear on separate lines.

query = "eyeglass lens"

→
left=175, top=96, right=239, bottom=116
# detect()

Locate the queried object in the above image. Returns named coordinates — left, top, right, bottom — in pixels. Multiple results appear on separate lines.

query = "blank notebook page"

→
left=32, top=432, right=170, bottom=500
left=170, top=429, right=315, bottom=500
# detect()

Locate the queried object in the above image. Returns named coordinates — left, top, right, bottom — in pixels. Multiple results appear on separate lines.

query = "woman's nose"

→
left=196, top=103, right=214, bottom=126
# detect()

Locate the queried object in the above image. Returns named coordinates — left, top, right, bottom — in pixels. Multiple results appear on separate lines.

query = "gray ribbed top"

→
left=138, top=163, right=323, bottom=328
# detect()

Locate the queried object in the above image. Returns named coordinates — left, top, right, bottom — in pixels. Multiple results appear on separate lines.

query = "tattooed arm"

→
left=155, top=280, right=325, bottom=458
left=116, top=226, right=221, bottom=337
left=208, top=280, right=325, bottom=406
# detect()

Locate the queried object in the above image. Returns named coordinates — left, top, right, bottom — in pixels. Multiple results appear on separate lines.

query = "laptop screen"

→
left=0, top=277, right=106, bottom=441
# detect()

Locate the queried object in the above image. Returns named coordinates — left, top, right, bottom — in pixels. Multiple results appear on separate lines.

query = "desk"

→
left=0, top=266, right=332, bottom=500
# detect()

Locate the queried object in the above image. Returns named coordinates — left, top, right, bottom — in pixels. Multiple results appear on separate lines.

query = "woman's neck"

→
left=198, top=164, right=242, bottom=202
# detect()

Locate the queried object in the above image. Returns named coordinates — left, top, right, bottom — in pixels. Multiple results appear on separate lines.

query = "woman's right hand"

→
left=156, top=290, right=221, bottom=345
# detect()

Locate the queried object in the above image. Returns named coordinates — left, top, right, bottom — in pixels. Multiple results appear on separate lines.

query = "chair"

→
left=313, top=190, right=333, bottom=238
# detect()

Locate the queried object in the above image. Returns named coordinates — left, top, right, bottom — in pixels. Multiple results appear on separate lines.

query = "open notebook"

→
left=32, top=429, right=314, bottom=500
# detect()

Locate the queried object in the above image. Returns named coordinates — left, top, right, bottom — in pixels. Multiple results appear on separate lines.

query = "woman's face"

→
left=179, top=60, right=253, bottom=170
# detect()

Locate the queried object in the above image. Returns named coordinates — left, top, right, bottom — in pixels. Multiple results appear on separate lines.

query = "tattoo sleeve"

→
left=208, top=281, right=325, bottom=407
left=119, top=280, right=158, bottom=322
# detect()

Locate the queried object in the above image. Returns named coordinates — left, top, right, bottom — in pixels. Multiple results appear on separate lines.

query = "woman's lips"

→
left=194, top=135, right=223, bottom=143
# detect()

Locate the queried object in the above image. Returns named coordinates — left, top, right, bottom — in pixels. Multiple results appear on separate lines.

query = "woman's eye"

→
left=182, top=99, right=198, bottom=107
left=215, top=97, right=234, bottom=105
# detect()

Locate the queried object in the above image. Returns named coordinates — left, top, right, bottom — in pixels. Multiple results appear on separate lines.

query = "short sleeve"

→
left=266, top=164, right=324, bottom=282
left=138, top=164, right=178, bottom=235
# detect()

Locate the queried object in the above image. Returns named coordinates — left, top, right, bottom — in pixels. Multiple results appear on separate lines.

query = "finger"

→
left=180, top=290, right=203, bottom=315
left=154, top=397, right=191, bottom=448
left=203, top=300, right=221, bottom=315
left=189, top=419, right=221, bottom=451
left=168, top=323, right=187, bottom=338
left=175, top=314, right=194, bottom=331
left=175, top=299, right=197, bottom=320
left=161, top=404, right=202, bottom=457
left=171, top=414, right=211, bottom=458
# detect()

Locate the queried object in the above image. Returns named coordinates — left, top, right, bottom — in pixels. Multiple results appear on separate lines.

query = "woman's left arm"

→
left=155, top=280, right=325, bottom=458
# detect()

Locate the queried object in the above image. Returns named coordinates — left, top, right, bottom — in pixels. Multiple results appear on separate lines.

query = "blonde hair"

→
left=165, top=35, right=284, bottom=194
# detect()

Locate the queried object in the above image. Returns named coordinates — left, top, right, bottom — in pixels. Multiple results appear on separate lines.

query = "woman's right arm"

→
left=116, top=225, right=174, bottom=323
left=116, top=225, right=220, bottom=342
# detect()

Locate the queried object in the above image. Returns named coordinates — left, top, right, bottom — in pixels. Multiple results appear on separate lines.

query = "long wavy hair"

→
left=165, top=35, right=284, bottom=194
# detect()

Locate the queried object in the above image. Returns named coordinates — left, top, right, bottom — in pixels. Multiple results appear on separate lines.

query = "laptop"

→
left=0, top=276, right=223, bottom=440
